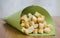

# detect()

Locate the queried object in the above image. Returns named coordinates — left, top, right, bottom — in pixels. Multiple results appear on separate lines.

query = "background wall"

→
left=0, top=0, right=60, bottom=18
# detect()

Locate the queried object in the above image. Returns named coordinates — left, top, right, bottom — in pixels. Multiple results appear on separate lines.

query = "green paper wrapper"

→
left=4, top=11, right=22, bottom=31
left=4, top=6, right=55, bottom=36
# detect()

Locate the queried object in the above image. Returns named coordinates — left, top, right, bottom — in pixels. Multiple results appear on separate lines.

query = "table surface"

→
left=0, top=16, right=60, bottom=38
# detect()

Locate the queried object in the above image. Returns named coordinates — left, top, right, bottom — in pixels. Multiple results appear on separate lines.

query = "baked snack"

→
left=20, top=12, right=52, bottom=34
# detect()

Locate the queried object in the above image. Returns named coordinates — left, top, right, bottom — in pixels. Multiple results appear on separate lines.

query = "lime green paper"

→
left=4, top=5, right=55, bottom=36
left=4, top=11, right=22, bottom=31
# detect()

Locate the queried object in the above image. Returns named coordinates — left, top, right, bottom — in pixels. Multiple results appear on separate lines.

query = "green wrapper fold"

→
left=4, top=11, right=22, bottom=31
left=4, top=5, right=55, bottom=36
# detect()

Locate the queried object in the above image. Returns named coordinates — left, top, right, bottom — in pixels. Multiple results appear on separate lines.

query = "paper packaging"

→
left=4, top=6, right=55, bottom=36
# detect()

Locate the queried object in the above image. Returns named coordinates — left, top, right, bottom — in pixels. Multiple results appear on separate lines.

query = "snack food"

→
left=20, top=12, right=52, bottom=34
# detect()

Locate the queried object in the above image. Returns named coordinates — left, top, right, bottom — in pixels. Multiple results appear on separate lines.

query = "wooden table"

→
left=0, top=16, right=60, bottom=38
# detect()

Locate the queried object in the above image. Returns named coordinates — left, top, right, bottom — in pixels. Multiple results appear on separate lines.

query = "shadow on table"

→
left=3, top=23, right=54, bottom=38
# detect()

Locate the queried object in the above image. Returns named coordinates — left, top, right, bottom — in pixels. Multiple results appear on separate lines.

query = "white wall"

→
left=0, top=0, right=60, bottom=18
left=56, top=0, right=60, bottom=16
